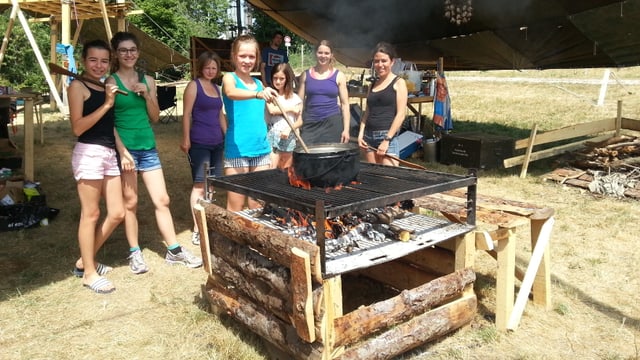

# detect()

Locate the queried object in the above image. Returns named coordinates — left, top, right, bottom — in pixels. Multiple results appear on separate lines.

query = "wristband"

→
left=255, top=91, right=260, bottom=99
left=384, top=136, right=393, bottom=141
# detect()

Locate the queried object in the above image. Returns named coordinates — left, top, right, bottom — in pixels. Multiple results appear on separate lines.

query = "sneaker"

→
left=165, top=247, right=203, bottom=268
left=128, top=250, right=149, bottom=274
left=191, top=231, right=201, bottom=246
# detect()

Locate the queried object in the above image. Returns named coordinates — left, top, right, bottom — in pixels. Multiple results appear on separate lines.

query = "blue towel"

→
left=433, top=74, right=453, bottom=132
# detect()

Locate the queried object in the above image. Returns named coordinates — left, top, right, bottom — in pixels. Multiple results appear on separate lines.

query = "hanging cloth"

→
left=432, top=73, right=453, bottom=133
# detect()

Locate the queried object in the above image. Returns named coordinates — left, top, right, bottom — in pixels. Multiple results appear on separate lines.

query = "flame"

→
left=288, top=167, right=311, bottom=190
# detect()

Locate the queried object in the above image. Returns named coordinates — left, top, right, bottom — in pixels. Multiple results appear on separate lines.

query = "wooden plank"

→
left=530, top=217, right=553, bottom=310
left=507, top=217, right=555, bottom=330
left=291, top=247, right=316, bottom=343
left=495, top=227, right=516, bottom=331
left=621, top=117, right=640, bottom=131
left=504, top=134, right=612, bottom=168
left=193, top=203, right=212, bottom=276
left=513, top=118, right=617, bottom=149
left=519, top=123, right=538, bottom=178
left=357, top=260, right=440, bottom=291
left=321, top=276, right=342, bottom=359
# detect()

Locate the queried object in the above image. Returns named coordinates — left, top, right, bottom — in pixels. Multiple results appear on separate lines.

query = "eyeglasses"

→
left=117, top=47, right=138, bottom=55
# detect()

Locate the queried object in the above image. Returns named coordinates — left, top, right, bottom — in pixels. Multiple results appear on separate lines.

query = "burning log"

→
left=333, top=267, right=475, bottom=348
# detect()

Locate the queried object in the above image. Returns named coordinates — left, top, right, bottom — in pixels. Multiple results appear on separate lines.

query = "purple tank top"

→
left=190, top=79, right=224, bottom=146
left=303, top=69, right=341, bottom=122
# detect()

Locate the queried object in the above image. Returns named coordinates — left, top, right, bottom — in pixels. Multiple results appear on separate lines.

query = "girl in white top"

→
left=265, top=63, right=303, bottom=169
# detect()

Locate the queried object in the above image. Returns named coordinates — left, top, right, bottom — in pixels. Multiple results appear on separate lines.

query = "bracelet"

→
left=255, top=91, right=260, bottom=99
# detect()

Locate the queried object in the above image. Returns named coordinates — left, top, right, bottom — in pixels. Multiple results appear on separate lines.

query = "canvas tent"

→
left=247, top=0, right=640, bottom=70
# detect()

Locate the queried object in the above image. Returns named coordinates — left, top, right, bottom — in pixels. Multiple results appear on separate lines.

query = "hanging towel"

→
left=432, top=73, right=453, bottom=132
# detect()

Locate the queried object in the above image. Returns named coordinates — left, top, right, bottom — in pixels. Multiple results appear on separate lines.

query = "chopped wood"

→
left=333, top=268, right=475, bottom=348
left=545, top=134, right=640, bottom=200
left=204, top=284, right=325, bottom=360
left=336, top=293, right=477, bottom=360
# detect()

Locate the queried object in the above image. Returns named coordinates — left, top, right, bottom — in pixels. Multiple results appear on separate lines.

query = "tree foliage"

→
left=0, top=10, right=51, bottom=93
left=128, top=0, right=232, bottom=54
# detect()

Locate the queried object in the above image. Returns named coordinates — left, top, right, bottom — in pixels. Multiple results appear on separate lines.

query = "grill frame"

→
left=206, top=162, right=477, bottom=276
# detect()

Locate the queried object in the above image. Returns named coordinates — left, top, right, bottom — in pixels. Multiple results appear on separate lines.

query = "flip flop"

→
left=72, top=263, right=113, bottom=278
left=83, top=276, right=115, bottom=294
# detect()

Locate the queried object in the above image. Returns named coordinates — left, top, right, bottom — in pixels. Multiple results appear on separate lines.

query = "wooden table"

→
left=0, top=93, right=40, bottom=181
left=414, top=189, right=554, bottom=331
left=349, top=92, right=434, bottom=131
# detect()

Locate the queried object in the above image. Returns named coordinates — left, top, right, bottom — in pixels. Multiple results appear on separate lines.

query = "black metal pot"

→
left=292, top=143, right=360, bottom=187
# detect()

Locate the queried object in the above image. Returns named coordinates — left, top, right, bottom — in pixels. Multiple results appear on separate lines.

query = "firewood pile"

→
left=543, top=135, right=640, bottom=199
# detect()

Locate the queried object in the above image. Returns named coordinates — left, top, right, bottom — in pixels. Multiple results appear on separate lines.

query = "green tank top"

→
left=112, top=73, right=156, bottom=150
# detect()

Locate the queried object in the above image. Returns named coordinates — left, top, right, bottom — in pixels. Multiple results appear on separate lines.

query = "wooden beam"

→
left=11, top=1, right=64, bottom=109
left=0, top=4, right=17, bottom=70
left=290, top=247, right=316, bottom=343
left=519, top=123, right=538, bottom=178
left=513, top=118, right=617, bottom=149
left=507, top=217, right=554, bottom=330
left=193, top=203, right=212, bottom=275
left=504, top=134, right=612, bottom=168
left=98, top=0, right=113, bottom=39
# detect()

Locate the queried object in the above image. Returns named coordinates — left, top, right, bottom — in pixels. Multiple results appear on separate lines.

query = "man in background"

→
left=260, top=31, right=289, bottom=87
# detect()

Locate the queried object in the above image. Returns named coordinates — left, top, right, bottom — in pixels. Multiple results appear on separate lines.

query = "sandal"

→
left=73, top=263, right=113, bottom=278
left=83, top=276, right=115, bottom=294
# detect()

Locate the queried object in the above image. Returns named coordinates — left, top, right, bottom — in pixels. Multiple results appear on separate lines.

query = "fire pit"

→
left=198, top=163, right=478, bottom=359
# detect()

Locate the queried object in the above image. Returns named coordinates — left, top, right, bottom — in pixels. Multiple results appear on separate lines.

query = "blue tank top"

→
left=221, top=73, right=270, bottom=158
left=191, top=79, right=224, bottom=146
left=303, top=69, right=341, bottom=122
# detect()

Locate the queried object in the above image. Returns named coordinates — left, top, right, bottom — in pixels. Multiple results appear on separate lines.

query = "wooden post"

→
left=193, top=203, right=212, bottom=275
left=291, top=247, right=316, bottom=343
left=320, top=276, right=342, bottom=359
left=495, top=227, right=516, bottom=331
left=597, top=68, right=610, bottom=106
left=99, top=0, right=113, bottom=39
left=23, top=97, right=34, bottom=181
left=519, top=123, right=538, bottom=178
left=0, top=4, right=18, bottom=70
left=529, top=211, right=554, bottom=309
left=507, top=217, right=554, bottom=330
left=616, top=100, right=622, bottom=137
left=11, top=1, right=64, bottom=109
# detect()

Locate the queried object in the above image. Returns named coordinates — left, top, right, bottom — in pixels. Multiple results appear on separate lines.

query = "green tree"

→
left=247, top=4, right=312, bottom=73
left=0, top=10, right=51, bottom=93
left=128, top=0, right=232, bottom=54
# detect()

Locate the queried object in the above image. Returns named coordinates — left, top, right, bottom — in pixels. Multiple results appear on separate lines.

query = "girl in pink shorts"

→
left=68, top=39, right=127, bottom=294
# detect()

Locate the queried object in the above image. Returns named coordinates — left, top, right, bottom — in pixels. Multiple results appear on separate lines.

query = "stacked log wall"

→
left=200, top=202, right=477, bottom=360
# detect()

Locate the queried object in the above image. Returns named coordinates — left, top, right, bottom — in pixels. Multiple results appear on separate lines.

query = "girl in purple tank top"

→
left=297, top=40, right=351, bottom=145
left=181, top=51, right=225, bottom=245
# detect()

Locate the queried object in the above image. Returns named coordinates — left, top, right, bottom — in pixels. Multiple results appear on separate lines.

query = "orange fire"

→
left=287, top=167, right=311, bottom=190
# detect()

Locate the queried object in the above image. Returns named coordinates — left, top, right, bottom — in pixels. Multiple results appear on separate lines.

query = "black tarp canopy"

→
left=248, top=0, right=640, bottom=70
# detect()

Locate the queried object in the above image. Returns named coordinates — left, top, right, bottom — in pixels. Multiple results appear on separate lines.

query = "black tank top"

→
left=77, top=82, right=116, bottom=149
left=365, top=76, right=399, bottom=131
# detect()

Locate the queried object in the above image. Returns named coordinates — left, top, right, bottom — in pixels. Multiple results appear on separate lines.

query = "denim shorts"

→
left=128, top=148, right=162, bottom=172
left=224, top=153, right=271, bottom=168
left=72, top=143, right=120, bottom=181
left=364, top=130, right=400, bottom=156
left=188, top=143, right=224, bottom=182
